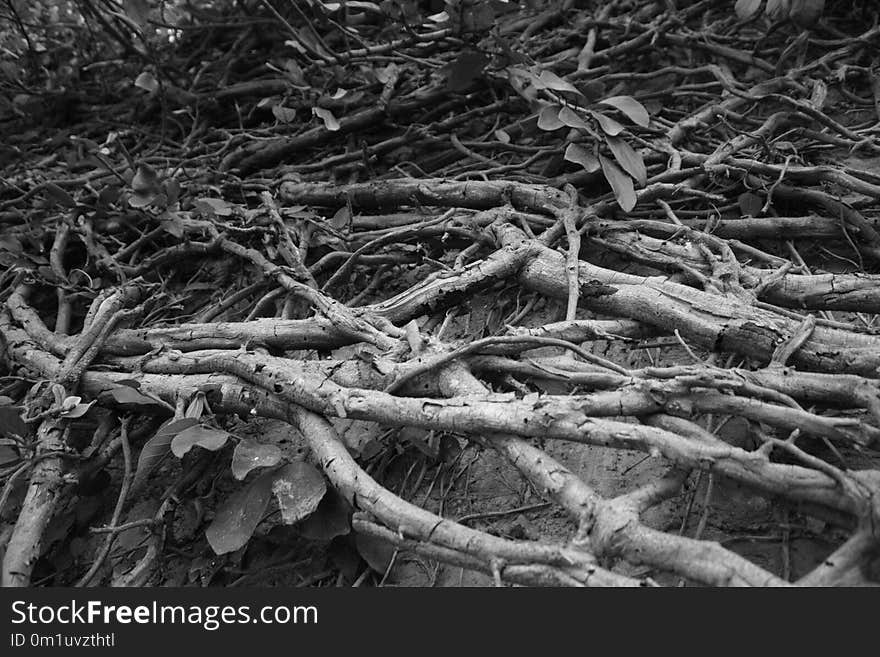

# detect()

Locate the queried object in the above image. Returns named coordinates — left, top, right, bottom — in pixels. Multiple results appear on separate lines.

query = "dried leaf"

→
left=313, top=107, right=340, bottom=131
left=184, top=392, right=207, bottom=419
left=271, top=462, right=327, bottom=524
left=809, top=79, right=827, bottom=110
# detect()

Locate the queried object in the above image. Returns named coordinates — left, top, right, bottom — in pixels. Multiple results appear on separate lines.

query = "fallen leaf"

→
left=206, top=471, right=275, bottom=555
left=171, top=425, right=231, bottom=457
left=134, top=71, right=158, bottom=93
left=231, top=439, right=283, bottom=480
left=271, top=462, right=327, bottom=524
left=313, top=106, right=340, bottom=131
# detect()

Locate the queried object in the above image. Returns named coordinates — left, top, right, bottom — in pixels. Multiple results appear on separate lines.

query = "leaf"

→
left=765, top=0, right=787, bottom=20
left=329, top=206, right=351, bottom=230
left=184, top=392, right=207, bottom=419
left=788, top=0, right=824, bottom=28
left=298, top=488, right=351, bottom=541
left=0, top=406, right=27, bottom=438
left=557, top=106, right=591, bottom=131
left=272, top=105, right=298, bottom=123
left=97, top=185, right=121, bottom=207
left=171, top=425, right=231, bottom=458
left=163, top=178, right=180, bottom=206
left=313, top=107, right=340, bottom=131
left=467, top=2, right=495, bottom=31
left=591, top=111, right=625, bottom=136
left=738, top=192, right=764, bottom=217
left=271, top=462, right=327, bottom=524
left=108, top=385, right=166, bottom=409
left=537, top=105, right=564, bottom=131
left=134, top=71, right=158, bottom=93
left=231, top=440, right=283, bottom=480
left=564, top=143, right=600, bottom=172
left=61, top=402, right=94, bottom=419
left=600, top=155, right=637, bottom=212
left=193, top=197, right=233, bottom=217
left=599, top=95, right=651, bottom=127
left=355, top=533, right=395, bottom=574
left=328, top=415, right=384, bottom=455
left=161, top=212, right=185, bottom=238
left=606, top=136, right=647, bottom=186
left=131, top=163, right=158, bottom=194
left=123, top=0, right=151, bottom=27
left=444, top=50, right=490, bottom=92
left=506, top=66, right=538, bottom=103
left=735, top=0, right=763, bottom=19
left=128, top=191, right=156, bottom=208
left=0, top=444, right=19, bottom=467
left=206, top=471, right=276, bottom=555
left=536, top=70, right=582, bottom=96
left=44, top=183, right=76, bottom=208
left=809, top=79, right=827, bottom=110
left=375, top=63, right=399, bottom=85
left=283, top=59, right=306, bottom=86
left=400, top=427, right=437, bottom=459
left=61, top=396, right=81, bottom=411
left=132, top=418, right=199, bottom=490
